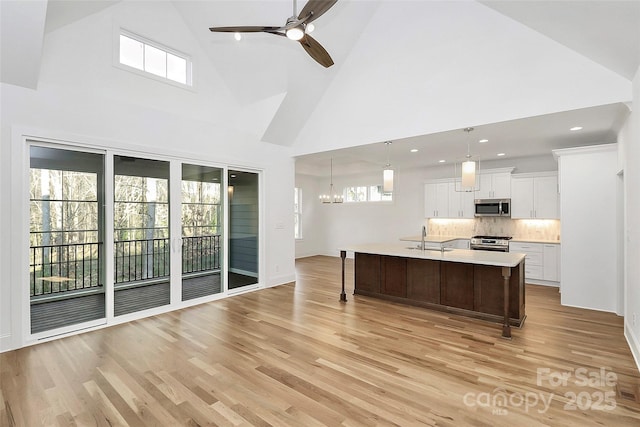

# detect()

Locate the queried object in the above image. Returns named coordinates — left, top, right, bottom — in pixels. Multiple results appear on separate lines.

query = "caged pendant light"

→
left=318, top=158, right=343, bottom=203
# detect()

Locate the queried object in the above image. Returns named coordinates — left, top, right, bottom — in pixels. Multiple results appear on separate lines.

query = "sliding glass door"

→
left=29, top=146, right=105, bottom=334
left=228, top=170, right=259, bottom=290
left=181, top=164, right=223, bottom=300
left=113, top=156, right=170, bottom=316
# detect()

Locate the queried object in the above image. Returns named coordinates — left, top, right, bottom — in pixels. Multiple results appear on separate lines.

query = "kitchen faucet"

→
left=421, top=225, right=426, bottom=251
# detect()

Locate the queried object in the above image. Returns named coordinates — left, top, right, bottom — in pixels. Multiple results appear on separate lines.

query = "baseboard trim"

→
left=625, top=323, right=640, bottom=374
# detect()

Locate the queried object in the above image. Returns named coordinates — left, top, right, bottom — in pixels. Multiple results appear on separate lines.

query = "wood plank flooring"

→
left=2, top=255, right=640, bottom=426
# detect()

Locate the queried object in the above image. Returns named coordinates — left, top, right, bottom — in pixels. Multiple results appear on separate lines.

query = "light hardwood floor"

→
left=2, top=255, right=640, bottom=426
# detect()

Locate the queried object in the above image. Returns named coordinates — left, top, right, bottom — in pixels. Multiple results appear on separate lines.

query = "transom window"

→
left=119, top=32, right=192, bottom=86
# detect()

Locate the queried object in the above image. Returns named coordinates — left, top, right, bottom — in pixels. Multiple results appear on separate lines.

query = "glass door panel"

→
left=228, top=170, right=259, bottom=290
left=29, top=146, right=105, bottom=334
left=113, top=156, right=170, bottom=316
left=181, top=164, right=223, bottom=300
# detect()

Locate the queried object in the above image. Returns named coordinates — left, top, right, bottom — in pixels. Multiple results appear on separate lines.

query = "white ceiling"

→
left=8, top=0, right=640, bottom=174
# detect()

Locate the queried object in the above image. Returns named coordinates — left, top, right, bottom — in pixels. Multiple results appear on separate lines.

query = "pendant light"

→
left=455, top=127, right=480, bottom=192
left=383, top=141, right=394, bottom=193
left=319, top=158, right=343, bottom=203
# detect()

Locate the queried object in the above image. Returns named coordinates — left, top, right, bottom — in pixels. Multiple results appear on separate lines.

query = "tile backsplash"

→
left=427, top=218, right=561, bottom=241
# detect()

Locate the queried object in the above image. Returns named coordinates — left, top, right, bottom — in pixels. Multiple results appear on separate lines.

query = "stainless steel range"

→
left=470, top=235, right=512, bottom=252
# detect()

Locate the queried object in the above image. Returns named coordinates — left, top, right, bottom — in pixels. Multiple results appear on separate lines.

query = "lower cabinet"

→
left=353, top=252, right=525, bottom=325
left=406, top=258, right=440, bottom=303
left=440, top=261, right=474, bottom=310
left=473, top=264, right=524, bottom=319
left=510, top=241, right=560, bottom=284
left=354, top=253, right=380, bottom=293
left=381, top=256, right=407, bottom=298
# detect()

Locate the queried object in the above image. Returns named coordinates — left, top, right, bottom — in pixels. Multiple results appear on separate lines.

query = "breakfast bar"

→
left=339, top=244, right=526, bottom=338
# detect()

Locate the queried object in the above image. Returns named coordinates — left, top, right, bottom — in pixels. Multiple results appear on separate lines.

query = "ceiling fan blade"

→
left=209, top=25, right=281, bottom=33
left=298, top=0, right=338, bottom=24
left=299, top=34, right=334, bottom=68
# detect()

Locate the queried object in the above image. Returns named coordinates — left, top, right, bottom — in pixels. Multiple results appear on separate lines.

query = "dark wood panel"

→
left=354, top=253, right=380, bottom=293
left=474, top=263, right=524, bottom=321
left=380, top=256, right=407, bottom=298
left=406, top=258, right=440, bottom=303
left=440, top=261, right=474, bottom=310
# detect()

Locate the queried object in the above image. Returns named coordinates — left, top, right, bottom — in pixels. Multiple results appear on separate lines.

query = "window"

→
left=294, top=187, right=302, bottom=239
left=119, top=32, right=191, bottom=86
left=344, top=185, right=392, bottom=203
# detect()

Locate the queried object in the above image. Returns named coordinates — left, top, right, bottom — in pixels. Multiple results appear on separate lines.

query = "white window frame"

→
left=343, top=185, right=393, bottom=203
left=114, top=29, right=194, bottom=90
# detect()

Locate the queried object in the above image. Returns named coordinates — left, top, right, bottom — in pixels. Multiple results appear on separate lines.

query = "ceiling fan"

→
left=209, top=0, right=337, bottom=68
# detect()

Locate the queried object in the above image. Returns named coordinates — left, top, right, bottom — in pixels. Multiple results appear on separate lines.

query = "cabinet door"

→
left=492, top=173, right=512, bottom=199
left=355, top=253, right=380, bottom=293
left=424, top=182, right=449, bottom=217
left=448, top=181, right=461, bottom=217
left=381, top=256, right=407, bottom=297
left=511, top=177, right=534, bottom=218
left=460, top=190, right=475, bottom=218
left=440, top=261, right=474, bottom=310
left=534, top=176, right=559, bottom=219
left=424, top=183, right=438, bottom=218
left=406, top=258, right=440, bottom=303
left=543, top=244, right=560, bottom=281
left=476, top=174, right=493, bottom=199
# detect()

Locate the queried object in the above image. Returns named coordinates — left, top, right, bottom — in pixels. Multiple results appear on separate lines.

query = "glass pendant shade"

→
left=461, top=160, right=476, bottom=188
left=383, top=168, right=394, bottom=193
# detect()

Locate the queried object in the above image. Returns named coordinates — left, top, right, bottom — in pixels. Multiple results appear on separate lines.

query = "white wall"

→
left=0, top=2, right=295, bottom=352
left=622, top=66, right=640, bottom=370
left=556, top=145, right=618, bottom=313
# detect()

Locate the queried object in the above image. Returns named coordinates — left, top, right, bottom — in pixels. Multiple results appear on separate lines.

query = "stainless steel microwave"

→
left=474, top=199, right=511, bottom=217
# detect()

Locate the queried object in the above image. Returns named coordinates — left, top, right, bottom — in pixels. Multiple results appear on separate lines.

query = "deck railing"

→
left=30, top=235, right=221, bottom=297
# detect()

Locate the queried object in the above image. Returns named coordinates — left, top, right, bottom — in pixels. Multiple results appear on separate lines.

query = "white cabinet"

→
left=447, top=181, right=475, bottom=218
left=510, top=241, right=560, bottom=284
left=424, top=182, right=449, bottom=218
left=511, top=173, right=559, bottom=219
left=543, top=244, right=560, bottom=282
left=476, top=172, right=511, bottom=199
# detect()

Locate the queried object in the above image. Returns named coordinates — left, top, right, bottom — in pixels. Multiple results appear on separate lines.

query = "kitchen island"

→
left=339, top=244, right=526, bottom=338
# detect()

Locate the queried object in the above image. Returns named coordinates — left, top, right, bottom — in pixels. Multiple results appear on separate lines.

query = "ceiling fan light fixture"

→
left=286, top=26, right=305, bottom=40
left=306, top=23, right=315, bottom=33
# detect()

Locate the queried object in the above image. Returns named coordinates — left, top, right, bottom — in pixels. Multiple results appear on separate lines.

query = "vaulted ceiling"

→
left=2, top=1, right=639, bottom=174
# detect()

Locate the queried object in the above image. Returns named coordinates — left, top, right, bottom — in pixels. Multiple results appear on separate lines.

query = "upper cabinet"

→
left=448, top=181, right=475, bottom=218
left=424, top=181, right=449, bottom=218
left=511, top=173, right=559, bottom=219
left=476, top=172, right=512, bottom=199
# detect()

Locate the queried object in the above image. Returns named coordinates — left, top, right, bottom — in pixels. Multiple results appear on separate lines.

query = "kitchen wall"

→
left=295, top=155, right=559, bottom=258
left=0, top=2, right=296, bottom=352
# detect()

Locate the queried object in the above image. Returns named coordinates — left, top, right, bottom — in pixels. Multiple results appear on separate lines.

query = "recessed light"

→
left=478, top=139, right=489, bottom=143
left=438, top=159, right=446, bottom=163
left=497, top=153, right=506, bottom=157
left=230, top=174, right=236, bottom=178
left=570, top=126, right=583, bottom=131
left=410, top=149, right=419, bottom=153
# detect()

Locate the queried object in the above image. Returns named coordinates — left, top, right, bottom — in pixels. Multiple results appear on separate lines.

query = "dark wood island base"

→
left=341, top=252, right=525, bottom=338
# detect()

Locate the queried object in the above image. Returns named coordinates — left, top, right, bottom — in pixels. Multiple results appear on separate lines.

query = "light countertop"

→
left=401, top=235, right=561, bottom=245
left=341, top=243, right=525, bottom=268
left=399, top=235, right=468, bottom=243
left=511, top=238, right=561, bottom=244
